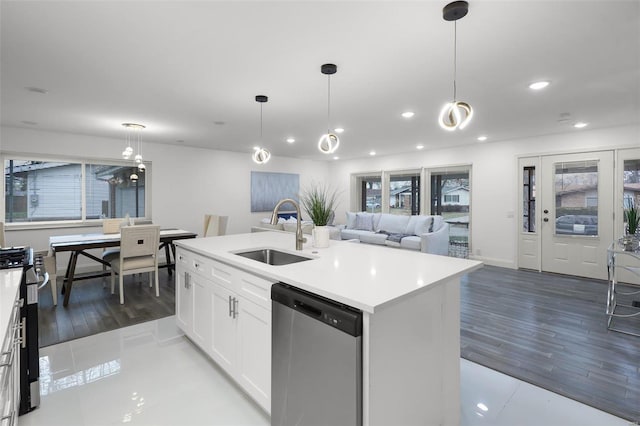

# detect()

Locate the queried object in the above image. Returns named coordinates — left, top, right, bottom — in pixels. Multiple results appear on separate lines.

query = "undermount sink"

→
left=233, top=248, right=313, bottom=266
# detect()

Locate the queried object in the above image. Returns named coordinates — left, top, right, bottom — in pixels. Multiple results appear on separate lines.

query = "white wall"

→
left=327, top=124, right=640, bottom=269
left=1, top=126, right=330, bottom=271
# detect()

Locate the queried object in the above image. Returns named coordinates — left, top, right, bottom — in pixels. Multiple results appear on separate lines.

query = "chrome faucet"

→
left=270, top=198, right=307, bottom=250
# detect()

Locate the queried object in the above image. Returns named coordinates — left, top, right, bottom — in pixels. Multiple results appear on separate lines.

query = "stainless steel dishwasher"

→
left=271, top=283, right=363, bottom=426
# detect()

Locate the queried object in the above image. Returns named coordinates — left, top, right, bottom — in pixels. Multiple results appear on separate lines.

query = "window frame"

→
left=2, top=152, right=152, bottom=229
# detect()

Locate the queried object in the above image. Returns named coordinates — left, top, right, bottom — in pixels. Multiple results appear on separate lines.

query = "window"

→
left=429, top=167, right=471, bottom=258
left=4, top=158, right=149, bottom=224
left=553, top=160, right=598, bottom=236
left=523, top=166, right=536, bottom=232
left=389, top=172, right=420, bottom=215
left=356, top=175, right=382, bottom=213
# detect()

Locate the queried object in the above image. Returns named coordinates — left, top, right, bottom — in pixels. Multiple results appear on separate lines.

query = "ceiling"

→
left=1, top=1, right=639, bottom=161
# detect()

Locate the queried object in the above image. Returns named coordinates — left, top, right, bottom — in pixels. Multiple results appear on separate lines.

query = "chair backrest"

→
left=119, top=225, right=160, bottom=260
left=204, top=215, right=228, bottom=237
left=103, top=218, right=124, bottom=234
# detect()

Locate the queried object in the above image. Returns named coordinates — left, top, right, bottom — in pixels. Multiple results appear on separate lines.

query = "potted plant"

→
left=623, top=200, right=639, bottom=251
left=300, top=182, right=340, bottom=248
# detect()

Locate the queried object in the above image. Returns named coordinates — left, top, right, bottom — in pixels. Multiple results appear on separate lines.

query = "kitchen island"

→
left=175, top=231, right=482, bottom=425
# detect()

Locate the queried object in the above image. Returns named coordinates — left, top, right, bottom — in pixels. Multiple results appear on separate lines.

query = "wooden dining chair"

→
left=203, top=214, right=228, bottom=237
left=104, top=225, right=160, bottom=304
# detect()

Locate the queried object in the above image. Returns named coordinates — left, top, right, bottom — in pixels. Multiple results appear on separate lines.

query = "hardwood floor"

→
left=461, top=265, right=640, bottom=423
left=38, top=270, right=175, bottom=348
left=38, top=264, right=639, bottom=422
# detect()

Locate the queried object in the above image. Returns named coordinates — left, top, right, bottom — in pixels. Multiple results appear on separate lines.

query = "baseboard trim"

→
left=468, top=255, right=515, bottom=269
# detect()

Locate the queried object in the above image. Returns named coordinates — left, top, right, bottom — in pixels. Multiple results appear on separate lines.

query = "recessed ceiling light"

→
left=334, top=128, right=344, bottom=134
left=574, top=122, right=588, bottom=128
left=24, top=86, right=48, bottom=94
left=333, top=156, right=339, bottom=160
left=416, top=144, right=424, bottom=150
left=213, top=121, right=226, bottom=126
left=21, top=120, right=38, bottom=126
left=401, top=111, right=415, bottom=119
left=369, top=151, right=376, bottom=156
left=477, top=135, right=488, bottom=142
left=286, top=137, right=295, bottom=143
left=176, top=139, right=185, bottom=144
left=528, top=81, right=550, bottom=90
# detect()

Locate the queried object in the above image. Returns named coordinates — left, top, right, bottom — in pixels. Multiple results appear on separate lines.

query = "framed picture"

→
left=250, top=172, right=299, bottom=212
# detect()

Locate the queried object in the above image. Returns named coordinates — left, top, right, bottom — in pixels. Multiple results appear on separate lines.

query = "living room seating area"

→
left=339, top=212, right=450, bottom=255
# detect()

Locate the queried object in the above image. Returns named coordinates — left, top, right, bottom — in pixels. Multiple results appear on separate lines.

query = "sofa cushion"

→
left=355, top=212, right=374, bottom=231
left=385, top=239, right=401, bottom=248
left=372, top=213, right=382, bottom=231
left=432, top=215, right=444, bottom=232
left=359, top=232, right=389, bottom=245
left=377, top=214, right=410, bottom=234
left=400, top=236, right=421, bottom=250
left=406, top=215, right=432, bottom=235
left=346, top=212, right=357, bottom=229
left=340, top=229, right=361, bottom=240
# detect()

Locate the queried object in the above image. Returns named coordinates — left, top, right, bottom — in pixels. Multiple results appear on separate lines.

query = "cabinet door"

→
left=191, top=274, right=212, bottom=354
left=237, top=297, right=271, bottom=412
left=210, top=282, right=237, bottom=373
left=175, top=267, right=193, bottom=334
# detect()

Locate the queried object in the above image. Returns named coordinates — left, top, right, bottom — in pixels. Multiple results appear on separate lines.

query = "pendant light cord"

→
left=327, top=74, right=331, bottom=133
left=260, top=103, right=263, bottom=140
left=453, top=20, right=457, bottom=102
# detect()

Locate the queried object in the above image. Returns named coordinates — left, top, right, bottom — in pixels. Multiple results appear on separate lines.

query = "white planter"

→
left=312, top=225, right=330, bottom=248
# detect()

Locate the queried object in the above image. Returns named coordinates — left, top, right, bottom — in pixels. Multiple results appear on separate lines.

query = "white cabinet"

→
left=210, top=281, right=236, bottom=371
left=175, top=251, right=192, bottom=333
left=174, top=246, right=273, bottom=413
left=1, top=295, right=22, bottom=426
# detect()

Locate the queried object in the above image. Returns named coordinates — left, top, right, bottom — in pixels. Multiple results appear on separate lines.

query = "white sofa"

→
left=339, top=212, right=450, bottom=255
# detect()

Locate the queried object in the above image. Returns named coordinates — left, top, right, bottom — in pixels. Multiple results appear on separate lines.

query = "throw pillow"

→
left=355, top=212, right=374, bottom=231
left=346, top=212, right=357, bottom=229
left=406, top=215, right=429, bottom=235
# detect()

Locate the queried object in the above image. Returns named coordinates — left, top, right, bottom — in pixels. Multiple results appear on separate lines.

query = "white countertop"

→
left=0, top=268, right=23, bottom=343
left=175, top=231, right=482, bottom=313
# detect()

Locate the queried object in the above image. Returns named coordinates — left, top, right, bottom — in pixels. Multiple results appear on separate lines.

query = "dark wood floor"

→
left=38, top=270, right=175, bottom=347
left=38, top=265, right=640, bottom=422
left=461, top=265, right=640, bottom=423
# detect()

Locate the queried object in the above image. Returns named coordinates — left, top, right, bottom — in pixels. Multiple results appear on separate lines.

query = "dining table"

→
left=49, top=228, right=197, bottom=306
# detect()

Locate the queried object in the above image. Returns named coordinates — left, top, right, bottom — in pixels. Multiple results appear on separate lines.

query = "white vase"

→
left=312, top=225, right=330, bottom=248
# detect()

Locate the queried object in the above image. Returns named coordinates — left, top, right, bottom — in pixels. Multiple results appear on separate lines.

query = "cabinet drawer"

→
left=176, top=248, right=211, bottom=278
left=237, top=270, right=275, bottom=309
left=210, top=259, right=235, bottom=292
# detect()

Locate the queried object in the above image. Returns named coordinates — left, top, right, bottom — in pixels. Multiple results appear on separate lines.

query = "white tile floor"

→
left=20, top=316, right=630, bottom=426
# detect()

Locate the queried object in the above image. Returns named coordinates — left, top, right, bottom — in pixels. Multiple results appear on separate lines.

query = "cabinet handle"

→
left=232, top=298, right=238, bottom=319
left=228, top=295, right=233, bottom=317
left=184, top=272, right=190, bottom=289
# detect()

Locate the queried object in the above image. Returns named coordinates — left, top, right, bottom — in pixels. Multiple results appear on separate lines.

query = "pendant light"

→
left=318, top=63, right=340, bottom=154
left=121, top=123, right=145, bottom=181
left=438, top=1, right=473, bottom=131
left=252, top=95, right=271, bottom=164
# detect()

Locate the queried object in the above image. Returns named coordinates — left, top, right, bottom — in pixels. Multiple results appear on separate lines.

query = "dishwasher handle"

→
left=294, top=300, right=322, bottom=318
left=272, top=283, right=362, bottom=337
